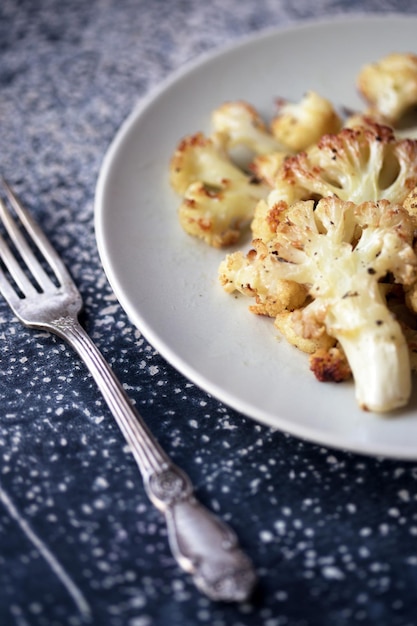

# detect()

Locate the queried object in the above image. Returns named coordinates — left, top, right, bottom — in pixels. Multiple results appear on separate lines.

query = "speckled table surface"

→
left=2, top=1, right=417, bottom=625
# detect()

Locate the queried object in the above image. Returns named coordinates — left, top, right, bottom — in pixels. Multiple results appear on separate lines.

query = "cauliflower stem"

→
left=327, top=290, right=411, bottom=412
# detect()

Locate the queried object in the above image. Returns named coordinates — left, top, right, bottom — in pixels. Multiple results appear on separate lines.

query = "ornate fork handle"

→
left=49, top=315, right=256, bottom=602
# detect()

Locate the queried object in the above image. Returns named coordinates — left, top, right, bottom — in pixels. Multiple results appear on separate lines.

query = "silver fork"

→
left=0, top=179, right=256, bottom=603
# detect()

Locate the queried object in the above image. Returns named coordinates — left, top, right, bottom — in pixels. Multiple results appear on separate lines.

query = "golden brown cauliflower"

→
left=170, top=132, right=269, bottom=247
left=250, top=152, right=289, bottom=188
left=252, top=122, right=417, bottom=243
left=343, top=111, right=392, bottom=130
left=221, top=196, right=417, bottom=412
left=278, top=122, right=417, bottom=203
left=274, top=309, right=336, bottom=355
left=271, top=91, right=342, bottom=152
left=308, top=346, right=352, bottom=383
left=219, top=239, right=308, bottom=317
left=402, top=187, right=417, bottom=314
left=211, top=100, right=287, bottom=157
left=357, top=52, right=417, bottom=124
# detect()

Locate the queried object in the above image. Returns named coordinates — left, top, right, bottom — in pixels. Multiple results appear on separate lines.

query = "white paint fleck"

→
left=406, top=556, right=417, bottom=565
left=250, top=478, right=261, bottom=491
left=322, top=565, right=345, bottom=580
left=94, top=476, right=109, bottom=490
left=398, top=490, right=410, bottom=502
left=274, top=520, right=286, bottom=536
left=275, top=590, right=288, bottom=601
left=259, top=530, right=274, bottom=543
left=221, top=420, right=237, bottom=430
left=326, top=455, right=338, bottom=464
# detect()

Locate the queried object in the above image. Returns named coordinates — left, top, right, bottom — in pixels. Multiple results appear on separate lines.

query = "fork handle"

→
left=48, top=315, right=256, bottom=602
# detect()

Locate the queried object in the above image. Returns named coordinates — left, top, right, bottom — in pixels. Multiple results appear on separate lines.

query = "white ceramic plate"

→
left=95, top=14, right=417, bottom=460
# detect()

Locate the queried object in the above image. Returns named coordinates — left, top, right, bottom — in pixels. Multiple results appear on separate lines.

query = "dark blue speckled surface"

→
left=2, top=1, right=417, bottom=625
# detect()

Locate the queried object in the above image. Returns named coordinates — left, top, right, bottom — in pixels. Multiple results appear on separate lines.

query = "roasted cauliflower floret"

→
left=219, top=240, right=308, bottom=317
left=250, top=152, right=288, bottom=188
left=251, top=197, right=289, bottom=244
left=170, top=132, right=268, bottom=247
left=212, top=100, right=288, bottom=157
left=309, top=346, right=352, bottom=383
left=403, top=186, right=417, bottom=314
left=402, top=184, right=417, bottom=220
left=251, top=122, right=417, bottom=245
left=274, top=309, right=336, bottom=355
left=357, top=53, right=417, bottom=124
left=275, top=308, right=350, bottom=383
left=250, top=196, right=417, bottom=412
left=343, top=112, right=417, bottom=141
left=271, top=91, right=342, bottom=152
left=170, top=132, right=239, bottom=194
left=343, top=111, right=391, bottom=130
left=275, top=122, right=417, bottom=205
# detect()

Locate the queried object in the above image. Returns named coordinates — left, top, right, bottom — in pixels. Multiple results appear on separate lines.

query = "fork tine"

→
left=0, top=231, right=39, bottom=309
left=0, top=227, right=39, bottom=297
left=0, top=179, right=73, bottom=290
left=0, top=196, right=54, bottom=294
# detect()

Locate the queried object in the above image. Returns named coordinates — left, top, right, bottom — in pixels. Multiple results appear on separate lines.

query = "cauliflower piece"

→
left=275, top=121, right=417, bottom=205
left=212, top=100, right=288, bottom=157
left=402, top=185, right=417, bottom=219
left=401, top=187, right=417, bottom=314
left=344, top=111, right=417, bottom=140
left=309, top=346, right=351, bottom=383
left=170, top=132, right=268, bottom=247
left=271, top=91, right=342, bottom=152
left=251, top=197, right=288, bottom=244
left=357, top=53, right=417, bottom=124
left=250, top=151, right=288, bottom=188
left=219, top=240, right=308, bottom=317
left=255, top=196, right=417, bottom=412
left=211, top=101, right=291, bottom=187
left=251, top=122, right=417, bottom=246
left=343, top=112, right=392, bottom=130
left=250, top=180, right=309, bottom=243
left=274, top=309, right=336, bottom=354
left=170, top=132, right=239, bottom=195
left=275, top=309, right=351, bottom=382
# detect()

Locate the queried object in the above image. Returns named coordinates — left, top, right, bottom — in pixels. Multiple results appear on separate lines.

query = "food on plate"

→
left=169, top=131, right=270, bottom=247
left=357, top=52, right=417, bottom=124
left=251, top=122, right=417, bottom=243
left=220, top=196, right=417, bottom=412
left=211, top=100, right=287, bottom=156
left=271, top=90, right=343, bottom=152
left=169, top=51, right=417, bottom=412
